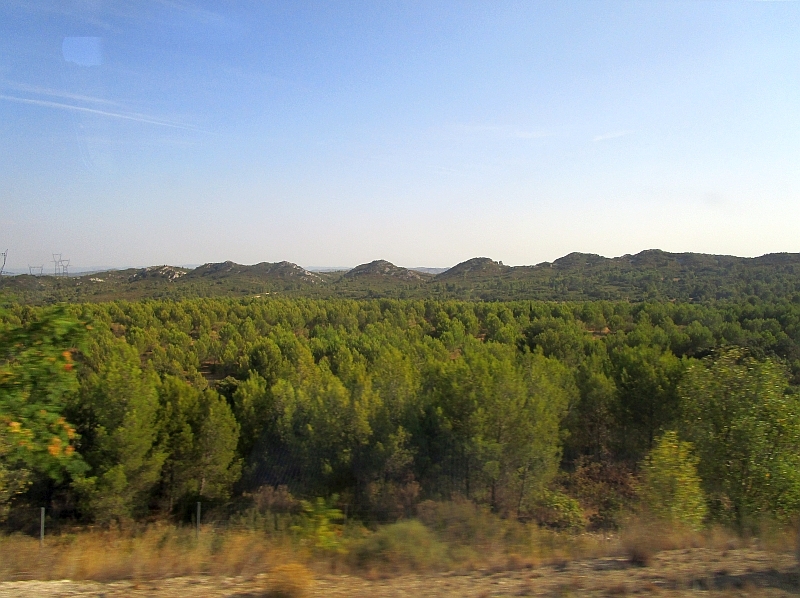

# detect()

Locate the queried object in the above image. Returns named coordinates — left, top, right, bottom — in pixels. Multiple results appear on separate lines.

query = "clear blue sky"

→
left=1, top=1, right=798, bottom=270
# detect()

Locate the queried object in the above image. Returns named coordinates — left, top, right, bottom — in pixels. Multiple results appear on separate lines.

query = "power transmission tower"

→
left=51, top=254, right=70, bottom=277
left=29, top=265, right=44, bottom=275
left=0, top=249, right=7, bottom=276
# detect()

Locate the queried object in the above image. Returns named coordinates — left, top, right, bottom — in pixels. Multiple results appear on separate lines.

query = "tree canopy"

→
left=2, top=296, right=800, bottom=528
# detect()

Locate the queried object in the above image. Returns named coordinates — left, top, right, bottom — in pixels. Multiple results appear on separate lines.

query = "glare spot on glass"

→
left=62, top=37, right=103, bottom=66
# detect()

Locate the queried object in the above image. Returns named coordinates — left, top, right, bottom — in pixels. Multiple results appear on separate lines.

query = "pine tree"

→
left=71, top=337, right=165, bottom=523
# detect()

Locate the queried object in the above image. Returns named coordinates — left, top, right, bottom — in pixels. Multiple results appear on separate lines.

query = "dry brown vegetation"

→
left=0, top=517, right=796, bottom=597
left=0, top=525, right=298, bottom=582
left=0, top=524, right=611, bottom=583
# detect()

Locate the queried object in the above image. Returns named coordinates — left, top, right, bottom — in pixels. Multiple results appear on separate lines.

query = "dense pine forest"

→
left=3, top=292, right=800, bottom=533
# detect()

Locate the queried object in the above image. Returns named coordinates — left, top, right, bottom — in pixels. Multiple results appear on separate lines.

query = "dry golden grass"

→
left=0, top=524, right=298, bottom=581
left=615, top=518, right=799, bottom=574
left=619, top=519, right=731, bottom=566
left=0, top=514, right=795, bottom=586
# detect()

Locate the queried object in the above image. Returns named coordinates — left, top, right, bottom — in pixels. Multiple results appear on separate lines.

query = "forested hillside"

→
left=4, top=249, right=800, bottom=304
left=3, top=296, right=800, bottom=530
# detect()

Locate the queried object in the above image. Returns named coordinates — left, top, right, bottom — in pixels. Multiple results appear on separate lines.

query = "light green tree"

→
left=639, top=431, right=707, bottom=529
left=679, top=349, right=800, bottom=525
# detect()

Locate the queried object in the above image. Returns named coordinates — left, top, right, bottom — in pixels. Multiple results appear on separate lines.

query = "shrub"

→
left=351, top=520, right=448, bottom=572
left=290, top=497, right=344, bottom=554
left=263, top=563, right=313, bottom=598
left=248, top=485, right=300, bottom=514
left=416, top=498, right=502, bottom=546
left=620, top=518, right=703, bottom=567
left=639, top=431, right=707, bottom=530
left=622, top=530, right=653, bottom=567
left=365, top=479, right=421, bottom=521
left=532, top=490, right=585, bottom=531
left=566, top=458, right=637, bottom=530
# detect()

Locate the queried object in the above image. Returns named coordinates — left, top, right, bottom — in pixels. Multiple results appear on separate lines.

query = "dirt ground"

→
left=0, top=548, right=796, bottom=597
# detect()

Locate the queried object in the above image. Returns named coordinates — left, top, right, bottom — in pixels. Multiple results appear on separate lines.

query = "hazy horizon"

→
left=2, top=2, right=799, bottom=272
left=6, top=246, right=800, bottom=277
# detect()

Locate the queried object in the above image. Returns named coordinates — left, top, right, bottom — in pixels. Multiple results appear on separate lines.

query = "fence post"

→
left=40, top=507, right=45, bottom=548
left=196, top=502, right=201, bottom=539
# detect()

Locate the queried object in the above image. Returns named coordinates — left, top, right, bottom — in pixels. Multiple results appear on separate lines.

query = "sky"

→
left=1, top=1, right=799, bottom=271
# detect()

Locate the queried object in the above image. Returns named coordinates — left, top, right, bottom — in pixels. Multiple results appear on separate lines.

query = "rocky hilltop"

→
left=436, top=257, right=510, bottom=280
left=129, top=265, right=188, bottom=282
left=345, top=260, right=431, bottom=281
left=187, top=261, right=323, bottom=284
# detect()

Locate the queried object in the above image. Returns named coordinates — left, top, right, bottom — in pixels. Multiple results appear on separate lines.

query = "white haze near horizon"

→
left=1, top=2, right=799, bottom=271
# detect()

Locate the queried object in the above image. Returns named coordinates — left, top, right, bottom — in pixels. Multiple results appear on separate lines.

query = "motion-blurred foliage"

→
left=0, top=308, right=87, bottom=519
left=639, top=431, right=707, bottom=529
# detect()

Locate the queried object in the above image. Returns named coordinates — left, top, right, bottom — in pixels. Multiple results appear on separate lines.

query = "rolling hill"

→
left=344, top=260, right=431, bottom=281
left=3, top=250, right=800, bottom=304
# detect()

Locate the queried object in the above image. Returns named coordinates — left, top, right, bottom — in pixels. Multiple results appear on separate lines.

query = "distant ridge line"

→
left=4, top=249, right=800, bottom=304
